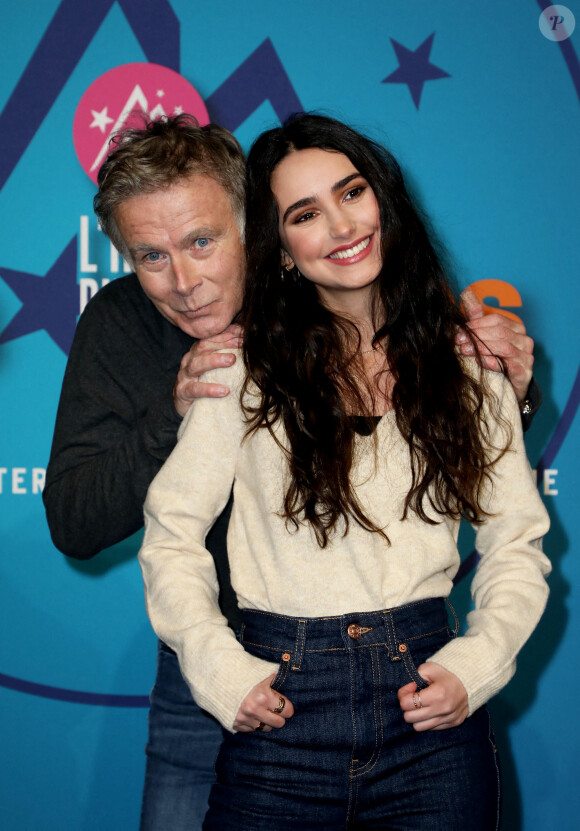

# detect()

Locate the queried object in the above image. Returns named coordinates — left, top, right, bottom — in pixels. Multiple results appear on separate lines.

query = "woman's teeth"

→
left=329, top=237, right=370, bottom=259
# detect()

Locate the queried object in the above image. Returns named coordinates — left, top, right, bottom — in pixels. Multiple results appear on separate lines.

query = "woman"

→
left=139, top=114, right=550, bottom=830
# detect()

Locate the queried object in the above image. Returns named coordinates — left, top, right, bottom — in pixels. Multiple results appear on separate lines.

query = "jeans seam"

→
left=446, top=598, right=460, bottom=635
left=347, top=649, right=359, bottom=826
left=486, top=708, right=501, bottom=830
left=402, top=623, right=449, bottom=641
left=239, top=638, right=285, bottom=652
left=384, top=610, right=397, bottom=659
left=351, top=645, right=383, bottom=778
left=272, top=655, right=290, bottom=690
left=292, top=620, right=306, bottom=671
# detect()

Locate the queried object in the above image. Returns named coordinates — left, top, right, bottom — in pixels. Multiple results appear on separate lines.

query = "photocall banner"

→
left=0, top=1, right=577, bottom=828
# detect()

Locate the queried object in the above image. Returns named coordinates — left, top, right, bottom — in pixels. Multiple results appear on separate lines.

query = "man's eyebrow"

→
left=182, top=226, right=220, bottom=244
left=281, top=173, right=363, bottom=224
left=129, top=242, right=163, bottom=257
left=128, top=227, right=220, bottom=256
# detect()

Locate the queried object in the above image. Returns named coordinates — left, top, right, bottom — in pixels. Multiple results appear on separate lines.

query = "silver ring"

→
left=412, top=692, right=419, bottom=709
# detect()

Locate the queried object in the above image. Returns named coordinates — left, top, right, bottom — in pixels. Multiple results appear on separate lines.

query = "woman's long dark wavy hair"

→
left=242, top=113, right=508, bottom=547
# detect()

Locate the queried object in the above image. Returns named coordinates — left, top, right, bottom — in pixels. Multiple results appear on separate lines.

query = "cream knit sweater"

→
left=140, top=354, right=550, bottom=732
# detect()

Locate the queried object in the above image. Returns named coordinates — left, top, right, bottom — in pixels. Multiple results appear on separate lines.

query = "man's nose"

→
left=172, top=257, right=202, bottom=295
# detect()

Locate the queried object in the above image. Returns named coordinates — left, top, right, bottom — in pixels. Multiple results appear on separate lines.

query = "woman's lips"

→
left=327, top=235, right=373, bottom=265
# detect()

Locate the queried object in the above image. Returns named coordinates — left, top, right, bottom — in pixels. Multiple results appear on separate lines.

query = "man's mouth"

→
left=328, top=236, right=372, bottom=261
left=180, top=302, right=213, bottom=315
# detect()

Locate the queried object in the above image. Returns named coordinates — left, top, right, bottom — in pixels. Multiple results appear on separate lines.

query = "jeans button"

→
left=347, top=623, right=362, bottom=639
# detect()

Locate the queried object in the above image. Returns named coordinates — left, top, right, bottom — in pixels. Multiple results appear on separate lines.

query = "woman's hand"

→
left=398, top=662, right=468, bottom=731
left=233, top=673, right=295, bottom=733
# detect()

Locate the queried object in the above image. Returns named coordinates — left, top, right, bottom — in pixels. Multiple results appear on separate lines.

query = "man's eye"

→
left=195, top=238, right=210, bottom=248
left=144, top=252, right=162, bottom=262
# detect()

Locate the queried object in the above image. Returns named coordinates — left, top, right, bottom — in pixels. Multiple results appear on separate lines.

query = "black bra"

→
left=350, top=415, right=382, bottom=436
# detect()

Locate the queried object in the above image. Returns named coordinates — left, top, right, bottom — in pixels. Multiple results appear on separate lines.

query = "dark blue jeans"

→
left=139, top=641, right=222, bottom=831
left=204, top=599, right=500, bottom=831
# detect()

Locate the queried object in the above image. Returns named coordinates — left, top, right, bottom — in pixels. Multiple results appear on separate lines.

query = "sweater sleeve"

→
left=139, top=358, right=279, bottom=732
left=43, top=279, right=185, bottom=559
left=521, top=376, right=542, bottom=433
left=429, top=372, right=551, bottom=713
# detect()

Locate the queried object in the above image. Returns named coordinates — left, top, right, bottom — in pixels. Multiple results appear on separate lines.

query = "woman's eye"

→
left=295, top=211, right=316, bottom=224
left=345, top=186, right=364, bottom=200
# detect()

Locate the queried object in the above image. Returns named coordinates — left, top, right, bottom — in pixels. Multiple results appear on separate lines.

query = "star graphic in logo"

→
left=89, top=106, right=115, bottom=133
left=0, top=237, right=78, bottom=355
left=382, top=33, right=450, bottom=109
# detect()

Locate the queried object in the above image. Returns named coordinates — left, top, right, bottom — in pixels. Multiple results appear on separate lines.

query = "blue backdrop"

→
left=1, top=1, right=578, bottom=828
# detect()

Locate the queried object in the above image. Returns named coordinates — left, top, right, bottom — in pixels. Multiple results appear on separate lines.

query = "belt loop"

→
left=292, top=619, right=307, bottom=670
left=383, top=610, right=396, bottom=658
left=445, top=598, right=459, bottom=636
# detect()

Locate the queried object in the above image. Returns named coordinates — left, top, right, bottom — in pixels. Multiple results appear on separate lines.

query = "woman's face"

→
left=271, top=148, right=382, bottom=316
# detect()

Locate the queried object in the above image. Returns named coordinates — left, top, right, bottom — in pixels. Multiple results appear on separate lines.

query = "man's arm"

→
left=43, top=280, right=241, bottom=560
left=43, top=284, right=184, bottom=558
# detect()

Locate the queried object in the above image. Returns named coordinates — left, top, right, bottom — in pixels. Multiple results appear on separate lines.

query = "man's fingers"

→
left=465, top=323, right=532, bottom=354
left=461, top=288, right=484, bottom=321
left=183, top=381, right=231, bottom=400
left=471, top=311, right=527, bottom=335
left=181, top=350, right=236, bottom=379
left=195, top=324, right=243, bottom=352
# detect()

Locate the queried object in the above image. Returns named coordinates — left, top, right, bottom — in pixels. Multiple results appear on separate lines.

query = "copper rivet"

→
left=282, top=653, right=291, bottom=661
left=347, top=623, right=362, bottom=639
left=398, top=644, right=407, bottom=653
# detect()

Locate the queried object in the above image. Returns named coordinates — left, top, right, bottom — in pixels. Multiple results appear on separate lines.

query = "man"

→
left=43, top=114, right=540, bottom=830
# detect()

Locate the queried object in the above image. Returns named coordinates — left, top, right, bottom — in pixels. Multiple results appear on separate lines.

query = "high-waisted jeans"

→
left=203, top=598, right=500, bottom=830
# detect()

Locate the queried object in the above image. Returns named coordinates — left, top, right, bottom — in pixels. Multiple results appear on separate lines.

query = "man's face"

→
left=114, top=175, right=245, bottom=339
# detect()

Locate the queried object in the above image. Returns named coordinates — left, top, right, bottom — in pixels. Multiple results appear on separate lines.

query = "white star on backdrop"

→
left=89, top=106, right=114, bottom=133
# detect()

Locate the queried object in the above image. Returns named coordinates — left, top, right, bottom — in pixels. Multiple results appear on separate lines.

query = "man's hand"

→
left=398, top=662, right=468, bottom=731
left=457, top=288, right=534, bottom=404
left=233, top=673, right=294, bottom=733
left=173, top=325, right=243, bottom=417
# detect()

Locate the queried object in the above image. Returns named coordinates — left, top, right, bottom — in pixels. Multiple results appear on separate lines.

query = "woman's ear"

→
left=281, top=250, right=295, bottom=271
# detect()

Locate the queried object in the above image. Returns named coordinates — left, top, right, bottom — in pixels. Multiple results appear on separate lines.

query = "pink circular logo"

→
left=73, top=62, right=209, bottom=184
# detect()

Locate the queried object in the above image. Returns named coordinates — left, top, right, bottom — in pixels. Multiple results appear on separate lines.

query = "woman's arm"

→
left=425, top=373, right=550, bottom=715
left=399, top=370, right=550, bottom=728
left=139, top=358, right=279, bottom=732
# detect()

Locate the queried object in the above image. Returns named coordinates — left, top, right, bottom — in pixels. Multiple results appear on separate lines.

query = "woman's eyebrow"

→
left=281, top=173, right=363, bottom=224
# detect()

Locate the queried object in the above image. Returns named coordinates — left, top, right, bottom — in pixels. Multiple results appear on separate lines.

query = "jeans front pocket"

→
left=270, top=650, right=292, bottom=692
left=398, top=625, right=452, bottom=689
left=239, top=624, right=294, bottom=694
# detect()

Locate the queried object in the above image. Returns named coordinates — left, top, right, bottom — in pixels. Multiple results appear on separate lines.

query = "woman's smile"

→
left=327, top=234, right=374, bottom=263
